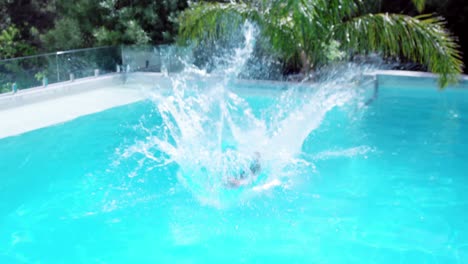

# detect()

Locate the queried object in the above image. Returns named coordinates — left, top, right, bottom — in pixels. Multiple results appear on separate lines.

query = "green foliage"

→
left=0, top=0, right=188, bottom=53
left=92, top=27, right=121, bottom=46
left=92, top=18, right=152, bottom=46
left=91, top=0, right=188, bottom=45
left=0, top=26, right=35, bottom=59
left=178, top=0, right=463, bottom=87
left=323, top=41, right=346, bottom=62
left=411, top=0, right=426, bottom=12
left=0, top=0, right=466, bottom=86
left=0, top=82, right=13, bottom=94
left=41, top=18, right=85, bottom=51
left=334, top=13, right=462, bottom=86
left=34, top=70, right=48, bottom=82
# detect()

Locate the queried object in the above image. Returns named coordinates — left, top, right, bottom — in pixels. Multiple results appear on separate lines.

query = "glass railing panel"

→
left=0, top=46, right=122, bottom=94
left=121, top=45, right=192, bottom=74
left=158, top=45, right=193, bottom=73
left=122, top=45, right=160, bottom=72
left=0, top=54, right=57, bottom=94
left=0, top=44, right=197, bottom=95
left=57, top=46, right=121, bottom=80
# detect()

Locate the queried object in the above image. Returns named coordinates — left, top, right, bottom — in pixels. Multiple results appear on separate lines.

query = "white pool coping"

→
left=0, top=75, right=148, bottom=139
left=0, top=70, right=466, bottom=140
left=366, top=70, right=468, bottom=89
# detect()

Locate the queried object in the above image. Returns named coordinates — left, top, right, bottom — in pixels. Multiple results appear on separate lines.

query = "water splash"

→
left=122, top=22, right=373, bottom=207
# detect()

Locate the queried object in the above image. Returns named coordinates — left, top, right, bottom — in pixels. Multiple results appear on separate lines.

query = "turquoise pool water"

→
left=0, top=82, right=467, bottom=263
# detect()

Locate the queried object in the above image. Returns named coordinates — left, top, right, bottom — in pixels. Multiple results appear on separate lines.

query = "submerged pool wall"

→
left=372, top=70, right=468, bottom=90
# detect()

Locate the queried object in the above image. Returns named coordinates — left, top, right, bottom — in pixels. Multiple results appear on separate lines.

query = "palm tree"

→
left=178, top=0, right=462, bottom=87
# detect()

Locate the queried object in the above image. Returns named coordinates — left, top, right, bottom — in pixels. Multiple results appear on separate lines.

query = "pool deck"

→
left=365, top=70, right=468, bottom=89
left=0, top=76, right=146, bottom=139
left=0, top=70, right=467, bottom=140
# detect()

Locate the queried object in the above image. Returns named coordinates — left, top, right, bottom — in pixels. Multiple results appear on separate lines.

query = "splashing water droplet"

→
left=121, top=22, right=374, bottom=207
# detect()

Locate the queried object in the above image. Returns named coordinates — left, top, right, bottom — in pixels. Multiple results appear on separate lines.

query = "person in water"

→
left=225, top=152, right=261, bottom=188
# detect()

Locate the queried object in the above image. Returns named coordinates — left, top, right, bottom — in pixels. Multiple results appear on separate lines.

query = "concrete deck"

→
left=0, top=77, right=146, bottom=139
left=366, top=70, right=468, bottom=89
left=1, top=70, right=466, bottom=140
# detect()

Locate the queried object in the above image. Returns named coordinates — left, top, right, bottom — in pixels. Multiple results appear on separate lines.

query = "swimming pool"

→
left=0, top=71, right=467, bottom=263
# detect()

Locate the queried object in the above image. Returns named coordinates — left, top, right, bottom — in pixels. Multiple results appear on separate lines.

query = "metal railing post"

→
left=56, top=53, right=60, bottom=82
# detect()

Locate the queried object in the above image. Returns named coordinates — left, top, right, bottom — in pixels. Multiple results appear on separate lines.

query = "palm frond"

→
left=177, top=2, right=259, bottom=45
left=333, top=13, right=463, bottom=87
left=411, top=0, right=426, bottom=12
left=178, top=1, right=302, bottom=61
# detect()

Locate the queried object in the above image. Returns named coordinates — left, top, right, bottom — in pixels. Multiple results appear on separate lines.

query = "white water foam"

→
left=120, top=22, right=374, bottom=207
